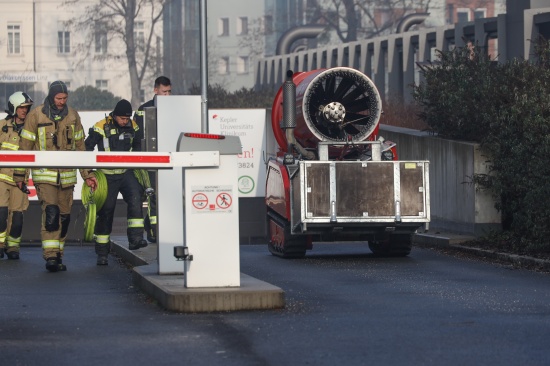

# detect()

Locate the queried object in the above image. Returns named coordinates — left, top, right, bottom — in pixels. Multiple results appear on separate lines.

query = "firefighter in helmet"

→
left=85, top=99, right=148, bottom=266
left=16, top=81, right=97, bottom=272
left=0, top=92, right=33, bottom=260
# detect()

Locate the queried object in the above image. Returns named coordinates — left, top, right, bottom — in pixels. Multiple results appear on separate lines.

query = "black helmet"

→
left=8, top=91, right=34, bottom=116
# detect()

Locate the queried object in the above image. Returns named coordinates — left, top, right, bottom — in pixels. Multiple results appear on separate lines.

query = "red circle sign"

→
left=216, top=193, right=232, bottom=209
left=192, top=193, right=208, bottom=209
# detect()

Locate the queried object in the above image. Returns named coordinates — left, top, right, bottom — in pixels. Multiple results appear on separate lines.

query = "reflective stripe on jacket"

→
left=0, top=118, right=28, bottom=186
left=18, top=104, right=94, bottom=187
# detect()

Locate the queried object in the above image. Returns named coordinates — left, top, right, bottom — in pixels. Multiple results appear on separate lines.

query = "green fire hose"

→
left=82, top=171, right=108, bottom=242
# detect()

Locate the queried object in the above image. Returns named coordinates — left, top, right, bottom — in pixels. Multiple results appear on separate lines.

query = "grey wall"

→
left=380, top=125, right=501, bottom=235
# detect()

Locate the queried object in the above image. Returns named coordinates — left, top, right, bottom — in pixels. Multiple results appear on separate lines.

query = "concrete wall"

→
left=380, top=125, right=501, bottom=235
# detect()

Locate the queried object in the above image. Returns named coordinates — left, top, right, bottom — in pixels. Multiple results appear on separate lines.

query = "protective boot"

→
left=129, top=238, right=148, bottom=250
left=128, top=227, right=148, bottom=250
left=45, top=253, right=67, bottom=272
left=95, top=238, right=110, bottom=266
left=57, top=254, right=67, bottom=271
left=6, top=251, right=19, bottom=260
left=0, top=248, right=4, bottom=259
left=46, top=257, right=59, bottom=272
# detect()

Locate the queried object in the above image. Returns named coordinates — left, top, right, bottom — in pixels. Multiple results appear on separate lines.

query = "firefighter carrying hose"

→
left=85, top=99, right=148, bottom=266
left=17, top=81, right=97, bottom=272
left=0, top=92, right=33, bottom=260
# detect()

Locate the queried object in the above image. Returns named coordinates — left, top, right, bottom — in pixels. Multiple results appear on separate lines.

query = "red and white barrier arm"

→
left=0, top=151, right=220, bottom=169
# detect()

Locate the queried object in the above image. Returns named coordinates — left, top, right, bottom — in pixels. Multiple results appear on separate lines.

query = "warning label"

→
left=190, top=185, right=233, bottom=214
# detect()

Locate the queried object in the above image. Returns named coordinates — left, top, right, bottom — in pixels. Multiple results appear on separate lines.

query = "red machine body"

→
left=265, top=67, right=429, bottom=258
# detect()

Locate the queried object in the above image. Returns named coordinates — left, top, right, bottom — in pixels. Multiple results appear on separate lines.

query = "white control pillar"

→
left=177, top=133, right=241, bottom=287
left=151, top=96, right=242, bottom=287
left=154, top=96, right=202, bottom=274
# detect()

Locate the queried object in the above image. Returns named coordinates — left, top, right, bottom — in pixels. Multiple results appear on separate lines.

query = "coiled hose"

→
left=81, top=171, right=108, bottom=242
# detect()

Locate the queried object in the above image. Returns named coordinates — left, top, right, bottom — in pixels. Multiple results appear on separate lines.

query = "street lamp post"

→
left=200, top=0, right=208, bottom=133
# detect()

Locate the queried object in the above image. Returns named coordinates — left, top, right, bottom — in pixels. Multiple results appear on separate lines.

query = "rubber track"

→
left=267, top=210, right=307, bottom=258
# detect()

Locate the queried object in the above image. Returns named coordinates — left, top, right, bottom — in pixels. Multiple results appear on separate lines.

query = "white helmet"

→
left=8, top=91, right=34, bottom=116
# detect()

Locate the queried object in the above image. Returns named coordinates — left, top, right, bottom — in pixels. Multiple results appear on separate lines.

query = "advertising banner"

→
left=209, top=109, right=272, bottom=197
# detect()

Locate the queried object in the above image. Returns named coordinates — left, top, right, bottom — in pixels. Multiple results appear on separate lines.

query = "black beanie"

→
left=113, top=99, right=133, bottom=117
left=48, top=81, right=68, bottom=100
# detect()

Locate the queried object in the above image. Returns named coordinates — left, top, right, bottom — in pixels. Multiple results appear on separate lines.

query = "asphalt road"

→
left=1, top=243, right=550, bottom=366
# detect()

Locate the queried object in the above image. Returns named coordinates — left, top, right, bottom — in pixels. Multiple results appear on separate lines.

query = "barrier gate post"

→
left=176, top=133, right=242, bottom=288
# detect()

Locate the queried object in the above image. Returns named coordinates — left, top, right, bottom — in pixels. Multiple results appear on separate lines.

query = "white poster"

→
left=208, top=109, right=269, bottom=197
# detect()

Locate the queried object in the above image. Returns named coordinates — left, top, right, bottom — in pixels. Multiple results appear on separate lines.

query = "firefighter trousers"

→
left=95, top=170, right=145, bottom=256
left=35, top=183, right=74, bottom=260
left=0, top=180, right=29, bottom=254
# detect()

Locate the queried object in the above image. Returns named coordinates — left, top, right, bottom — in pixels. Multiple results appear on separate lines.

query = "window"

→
left=237, top=56, right=249, bottom=74
left=96, top=80, right=108, bottom=90
left=218, top=57, right=229, bottom=75
left=457, top=8, right=470, bottom=24
left=7, top=24, right=21, bottom=54
left=474, top=8, right=487, bottom=20
left=237, top=17, right=248, bottom=35
left=95, top=24, right=108, bottom=54
left=135, top=21, right=145, bottom=52
left=218, top=18, right=229, bottom=36
left=58, top=31, right=71, bottom=53
left=261, top=15, right=273, bottom=34
left=447, top=4, right=454, bottom=24
left=379, top=10, right=391, bottom=26
left=140, top=89, right=145, bottom=104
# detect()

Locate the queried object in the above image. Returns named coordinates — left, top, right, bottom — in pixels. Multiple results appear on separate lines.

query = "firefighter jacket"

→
left=85, top=115, right=141, bottom=175
left=0, top=118, right=28, bottom=185
left=17, top=104, right=94, bottom=187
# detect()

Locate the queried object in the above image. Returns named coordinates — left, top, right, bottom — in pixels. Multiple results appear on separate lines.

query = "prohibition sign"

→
left=216, top=193, right=232, bottom=209
left=192, top=193, right=208, bottom=209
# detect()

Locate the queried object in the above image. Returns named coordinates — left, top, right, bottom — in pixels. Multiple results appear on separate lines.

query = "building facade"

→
left=0, top=0, right=162, bottom=109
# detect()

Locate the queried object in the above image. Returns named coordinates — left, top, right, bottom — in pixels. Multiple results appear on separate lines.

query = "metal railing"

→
left=256, top=7, right=549, bottom=103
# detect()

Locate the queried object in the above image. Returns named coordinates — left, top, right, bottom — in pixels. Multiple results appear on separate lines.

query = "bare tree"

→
left=237, top=18, right=266, bottom=61
left=63, top=0, right=166, bottom=107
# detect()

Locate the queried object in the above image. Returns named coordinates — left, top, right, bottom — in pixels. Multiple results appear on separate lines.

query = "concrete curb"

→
left=413, top=232, right=550, bottom=272
left=109, top=237, right=286, bottom=313
left=133, top=264, right=285, bottom=312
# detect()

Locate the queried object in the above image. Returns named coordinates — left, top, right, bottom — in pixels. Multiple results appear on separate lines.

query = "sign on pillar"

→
left=177, top=134, right=242, bottom=288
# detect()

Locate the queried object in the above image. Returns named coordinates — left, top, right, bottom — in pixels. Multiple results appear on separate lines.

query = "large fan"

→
left=302, top=67, right=381, bottom=143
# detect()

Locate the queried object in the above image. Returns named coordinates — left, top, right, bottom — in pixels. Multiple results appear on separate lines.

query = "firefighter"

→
left=132, top=76, right=172, bottom=243
left=85, top=99, right=148, bottom=266
left=17, top=81, right=97, bottom=272
left=0, top=92, right=33, bottom=260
